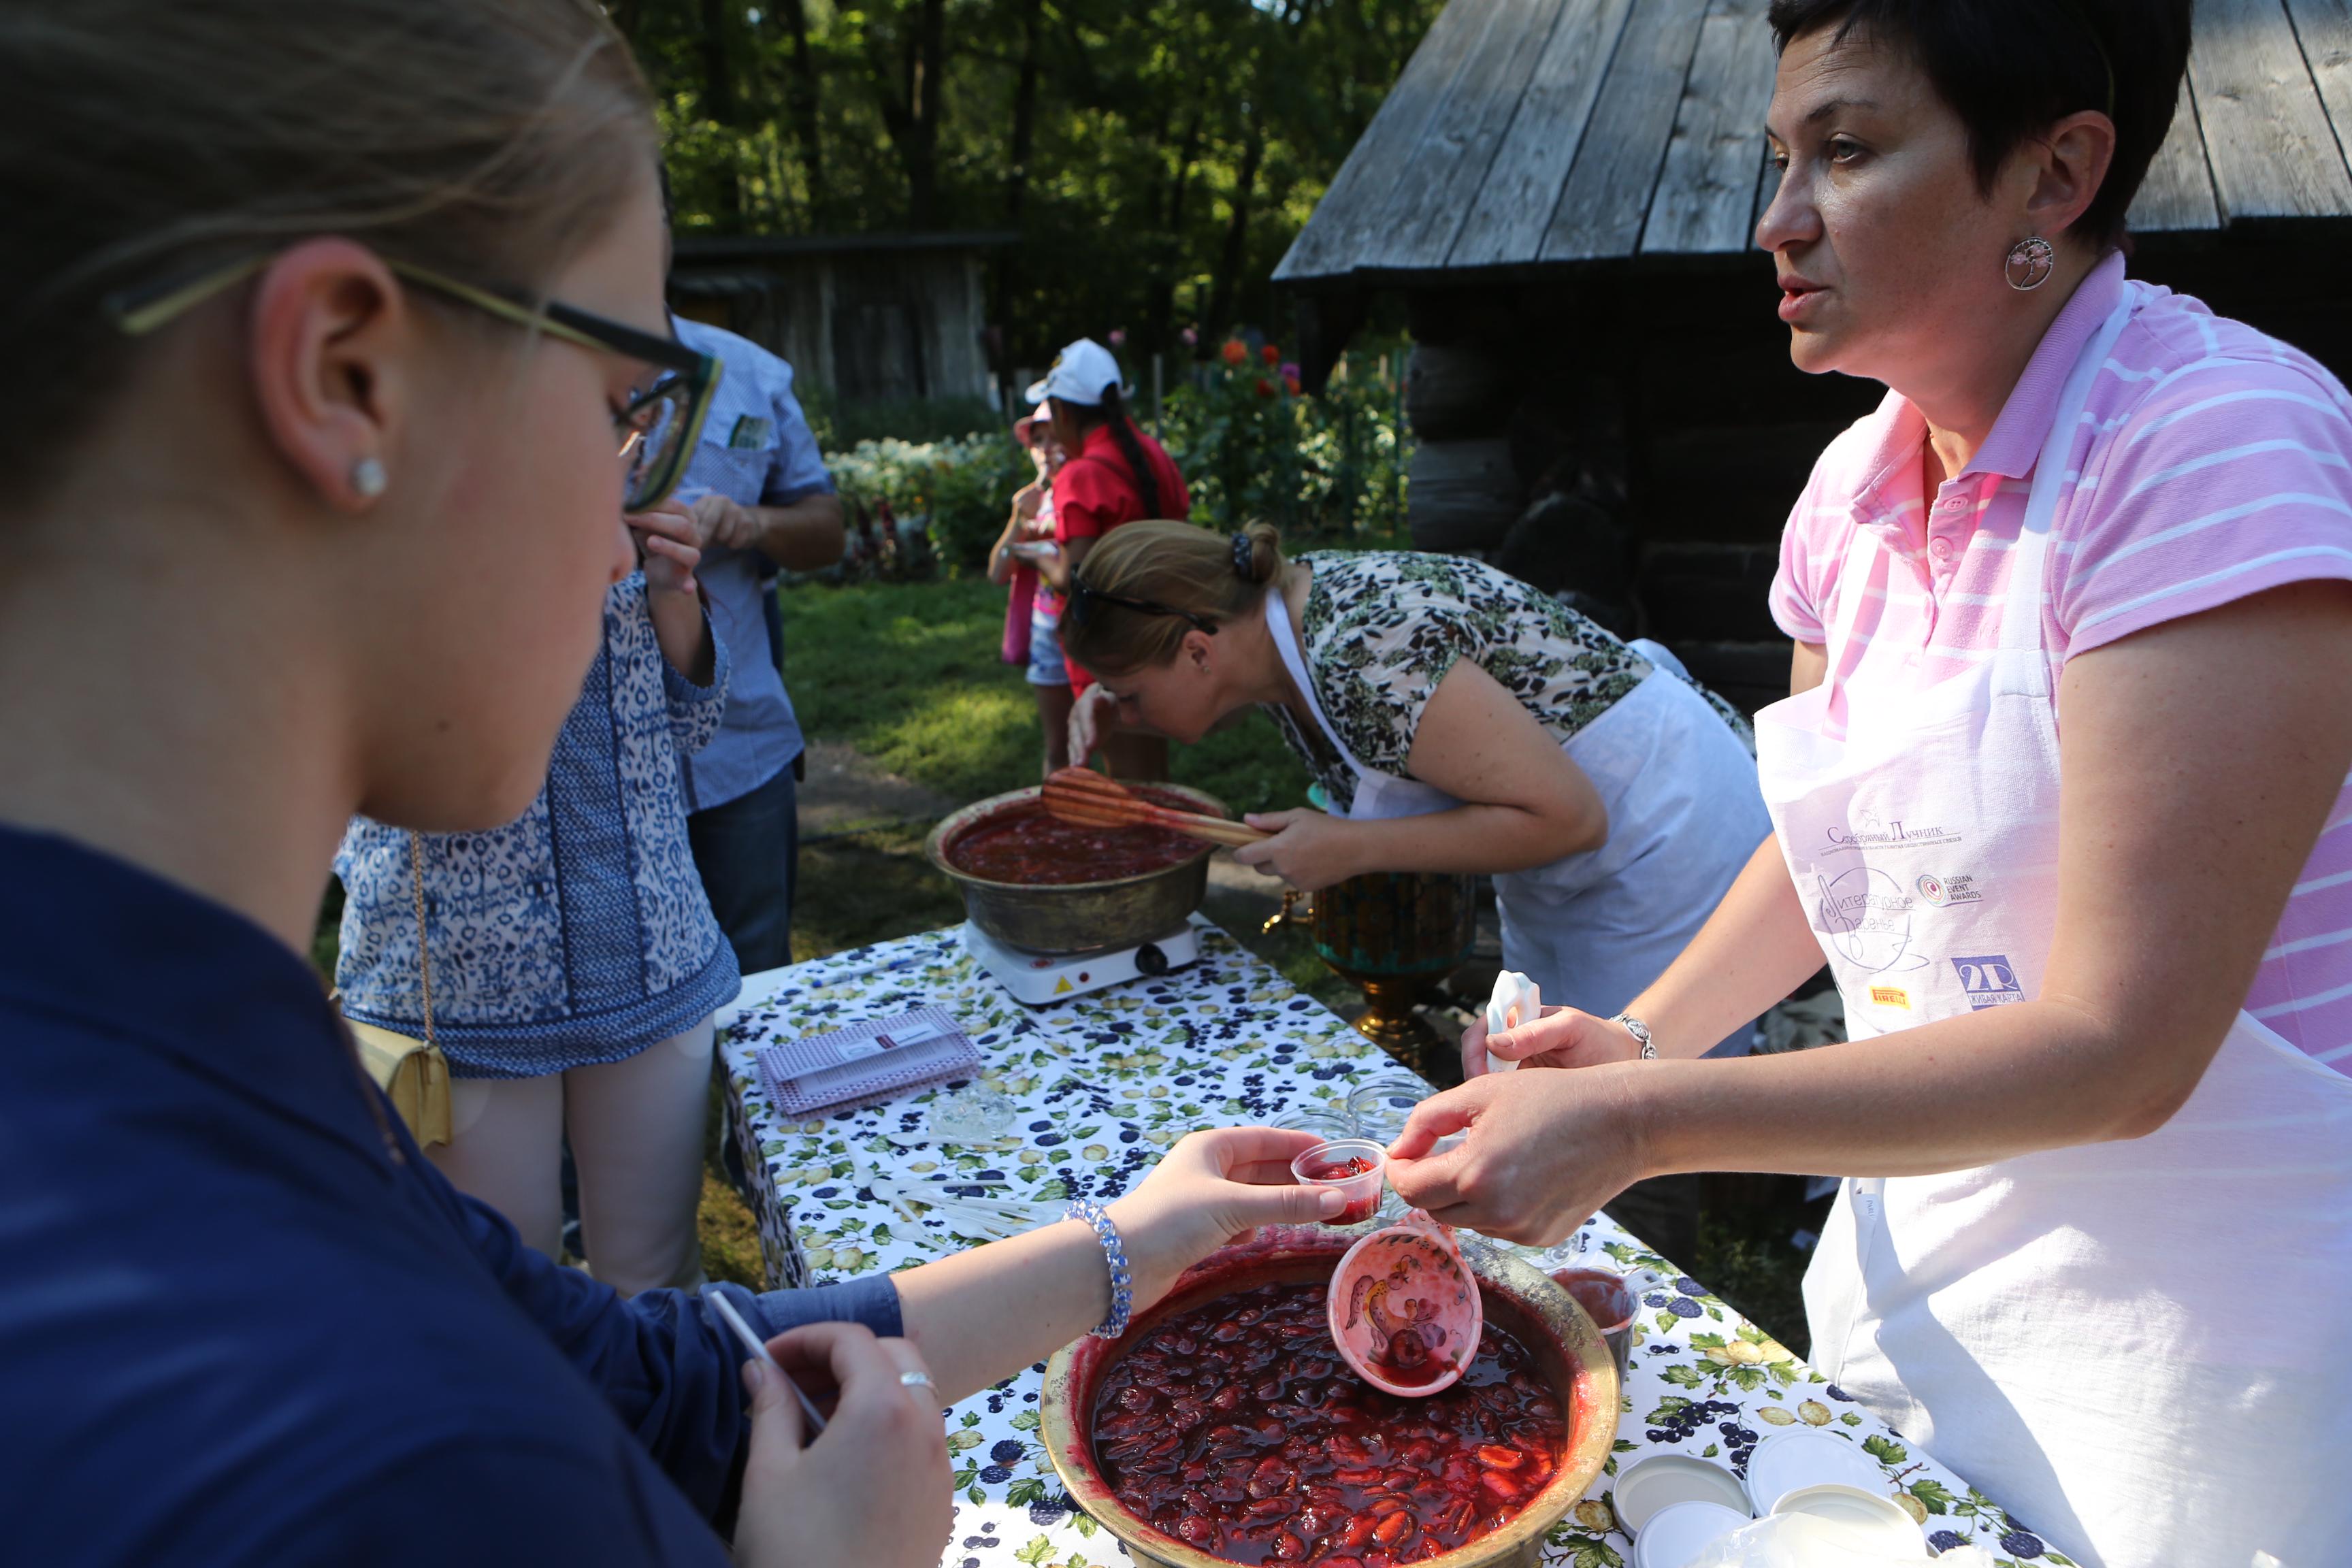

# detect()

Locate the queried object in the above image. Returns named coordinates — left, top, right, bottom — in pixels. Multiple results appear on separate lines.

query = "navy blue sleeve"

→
left=430, top=1146, right=902, bottom=1521
left=734, top=1274, right=902, bottom=1339
left=270, top=1439, right=732, bottom=1567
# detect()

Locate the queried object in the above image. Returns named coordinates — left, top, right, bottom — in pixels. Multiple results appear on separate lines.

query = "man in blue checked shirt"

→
left=671, top=314, right=842, bottom=975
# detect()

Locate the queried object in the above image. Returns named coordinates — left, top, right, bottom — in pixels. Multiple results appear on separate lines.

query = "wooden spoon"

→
left=1040, top=768, right=1268, bottom=849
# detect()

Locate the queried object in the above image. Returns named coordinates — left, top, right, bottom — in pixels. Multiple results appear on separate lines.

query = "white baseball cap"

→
left=1024, top=338, right=1128, bottom=406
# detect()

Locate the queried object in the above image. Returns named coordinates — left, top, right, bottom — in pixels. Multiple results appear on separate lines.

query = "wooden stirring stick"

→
left=1041, top=768, right=1269, bottom=849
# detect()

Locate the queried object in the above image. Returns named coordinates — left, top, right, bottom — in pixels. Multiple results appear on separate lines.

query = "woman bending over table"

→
left=1389, top=4, right=2352, bottom=1565
left=0, top=5, right=1346, bottom=1566
left=1063, top=521, right=1770, bottom=1051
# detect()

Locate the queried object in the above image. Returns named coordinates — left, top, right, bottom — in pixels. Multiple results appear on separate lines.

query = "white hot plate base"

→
left=961, top=917, right=1204, bottom=1005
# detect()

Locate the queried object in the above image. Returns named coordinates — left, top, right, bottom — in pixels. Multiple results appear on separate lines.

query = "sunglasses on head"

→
left=104, top=251, right=721, bottom=512
left=1065, top=579, right=1219, bottom=635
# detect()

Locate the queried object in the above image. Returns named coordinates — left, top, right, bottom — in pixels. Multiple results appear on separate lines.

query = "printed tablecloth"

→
left=718, top=921, right=2070, bottom=1567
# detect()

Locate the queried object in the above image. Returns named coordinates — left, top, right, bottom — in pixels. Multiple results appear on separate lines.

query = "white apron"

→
left=1267, top=587, right=1768, bottom=1041
left=1755, top=295, right=2352, bottom=1568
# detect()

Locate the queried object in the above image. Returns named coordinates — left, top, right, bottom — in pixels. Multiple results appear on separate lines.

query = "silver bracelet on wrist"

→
left=1613, top=1013, right=1657, bottom=1060
left=1064, top=1199, right=1133, bottom=1339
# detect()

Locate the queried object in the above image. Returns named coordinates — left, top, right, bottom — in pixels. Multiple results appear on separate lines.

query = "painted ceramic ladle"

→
left=1326, top=1207, right=1484, bottom=1396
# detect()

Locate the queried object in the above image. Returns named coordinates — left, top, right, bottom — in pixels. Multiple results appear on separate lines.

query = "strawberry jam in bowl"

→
left=924, top=783, right=1233, bottom=956
left=1041, top=1228, right=1618, bottom=1568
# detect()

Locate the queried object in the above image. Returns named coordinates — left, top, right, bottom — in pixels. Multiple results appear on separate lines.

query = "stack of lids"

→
left=1614, top=1428, right=1928, bottom=1567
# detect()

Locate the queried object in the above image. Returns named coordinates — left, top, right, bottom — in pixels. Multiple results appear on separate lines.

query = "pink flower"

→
left=1180, top=326, right=1199, bottom=346
left=1109, top=328, right=1127, bottom=347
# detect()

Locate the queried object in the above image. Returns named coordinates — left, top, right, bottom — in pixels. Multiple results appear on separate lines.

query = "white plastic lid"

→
left=1770, top=1484, right=1927, bottom=1558
left=1614, top=1453, right=1752, bottom=1533
left=1741, top=1426, right=1887, bottom=1515
left=1633, top=1500, right=1750, bottom=1568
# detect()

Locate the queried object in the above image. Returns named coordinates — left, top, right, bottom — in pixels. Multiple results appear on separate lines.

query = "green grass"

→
left=790, top=823, right=973, bottom=964
left=1689, top=1212, right=1814, bottom=1359
left=780, top=576, right=1313, bottom=811
left=783, top=577, right=1032, bottom=800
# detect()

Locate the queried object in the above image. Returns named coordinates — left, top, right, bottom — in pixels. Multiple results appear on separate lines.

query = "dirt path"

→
left=796, top=738, right=958, bottom=837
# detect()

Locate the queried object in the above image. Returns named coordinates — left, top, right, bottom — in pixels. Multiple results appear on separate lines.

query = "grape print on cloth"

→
left=719, top=922, right=2068, bottom=1567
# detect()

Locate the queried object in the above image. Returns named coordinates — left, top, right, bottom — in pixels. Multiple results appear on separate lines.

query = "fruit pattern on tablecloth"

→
left=719, top=924, right=2075, bottom=1568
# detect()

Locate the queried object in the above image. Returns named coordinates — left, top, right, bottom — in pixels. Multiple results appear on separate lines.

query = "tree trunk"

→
left=1145, top=109, right=1203, bottom=353
left=1005, top=0, right=1043, bottom=226
left=988, top=0, right=1045, bottom=341
left=698, top=0, right=737, bottom=121
left=902, top=0, right=947, bottom=228
left=777, top=0, right=826, bottom=210
left=698, top=0, right=741, bottom=226
left=1203, top=125, right=1265, bottom=340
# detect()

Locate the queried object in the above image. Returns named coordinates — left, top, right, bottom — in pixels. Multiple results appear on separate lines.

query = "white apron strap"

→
left=1265, top=583, right=1379, bottom=791
left=1992, top=294, right=2139, bottom=694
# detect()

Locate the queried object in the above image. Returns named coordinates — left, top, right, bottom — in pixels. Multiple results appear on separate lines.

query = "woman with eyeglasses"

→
left=1383, top=4, right=2352, bottom=1564
left=0, top=5, right=1352, bottom=1565
left=1062, top=521, right=1772, bottom=1060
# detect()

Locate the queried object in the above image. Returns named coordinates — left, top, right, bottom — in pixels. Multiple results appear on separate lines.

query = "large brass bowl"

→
left=1041, top=1228, right=1620, bottom=1568
left=924, top=782, right=1228, bottom=955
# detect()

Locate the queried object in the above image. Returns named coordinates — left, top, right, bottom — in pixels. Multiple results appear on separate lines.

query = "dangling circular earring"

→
left=351, top=456, right=388, bottom=500
left=2004, top=236, right=2056, bottom=292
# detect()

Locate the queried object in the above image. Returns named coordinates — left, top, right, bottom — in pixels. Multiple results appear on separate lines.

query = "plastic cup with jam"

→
left=1290, top=1137, right=1388, bottom=1225
left=1550, top=1265, right=1640, bottom=1386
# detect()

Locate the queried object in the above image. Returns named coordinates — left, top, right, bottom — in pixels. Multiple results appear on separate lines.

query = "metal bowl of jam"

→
left=1040, top=1226, right=1619, bottom=1568
left=924, top=782, right=1230, bottom=956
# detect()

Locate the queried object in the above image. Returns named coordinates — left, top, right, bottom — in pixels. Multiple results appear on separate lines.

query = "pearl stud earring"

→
left=351, top=456, right=388, bottom=500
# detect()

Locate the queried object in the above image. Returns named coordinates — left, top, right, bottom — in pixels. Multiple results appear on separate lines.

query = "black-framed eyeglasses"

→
left=1065, top=578, right=1220, bottom=635
left=104, top=253, right=721, bottom=512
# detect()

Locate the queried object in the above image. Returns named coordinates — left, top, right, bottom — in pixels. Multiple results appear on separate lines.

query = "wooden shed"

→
left=669, top=231, right=1015, bottom=407
left=1276, top=0, right=2352, bottom=710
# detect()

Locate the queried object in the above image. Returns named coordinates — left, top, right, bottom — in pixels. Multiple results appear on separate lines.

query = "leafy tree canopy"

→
left=615, top=0, right=1439, bottom=368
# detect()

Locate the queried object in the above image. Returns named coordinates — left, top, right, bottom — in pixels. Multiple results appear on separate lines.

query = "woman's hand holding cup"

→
left=1461, top=1004, right=1646, bottom=1079
left=1107, top=1127, right=1346, bottom=1313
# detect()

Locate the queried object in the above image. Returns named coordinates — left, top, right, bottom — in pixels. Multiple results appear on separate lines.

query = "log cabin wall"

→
left=669, top=231, right=1011, bottom=408
left=1279, top=0, right=2352, bottom=714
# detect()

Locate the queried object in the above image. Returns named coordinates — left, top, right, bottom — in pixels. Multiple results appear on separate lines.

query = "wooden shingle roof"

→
left=1275, top=0, right=2352, bottom=287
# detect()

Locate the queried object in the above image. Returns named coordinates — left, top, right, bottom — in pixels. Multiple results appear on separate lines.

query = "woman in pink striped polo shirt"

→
left=1389, top=4, right=2352, bottom=1565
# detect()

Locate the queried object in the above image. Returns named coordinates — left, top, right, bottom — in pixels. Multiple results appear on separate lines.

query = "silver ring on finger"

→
left=898, top=1369, right=945, bottom=1411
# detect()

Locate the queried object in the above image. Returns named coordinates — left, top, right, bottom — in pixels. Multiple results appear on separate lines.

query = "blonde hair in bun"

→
left=1064, top=520, right=1285, bottom=676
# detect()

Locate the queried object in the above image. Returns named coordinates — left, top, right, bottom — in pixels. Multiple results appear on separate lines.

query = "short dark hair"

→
left=1767, top=0, right=2193, bottom=250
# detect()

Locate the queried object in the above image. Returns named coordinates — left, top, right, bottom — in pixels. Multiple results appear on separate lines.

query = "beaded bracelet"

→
left=1064, top=1198, right=1133, bottom=1339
